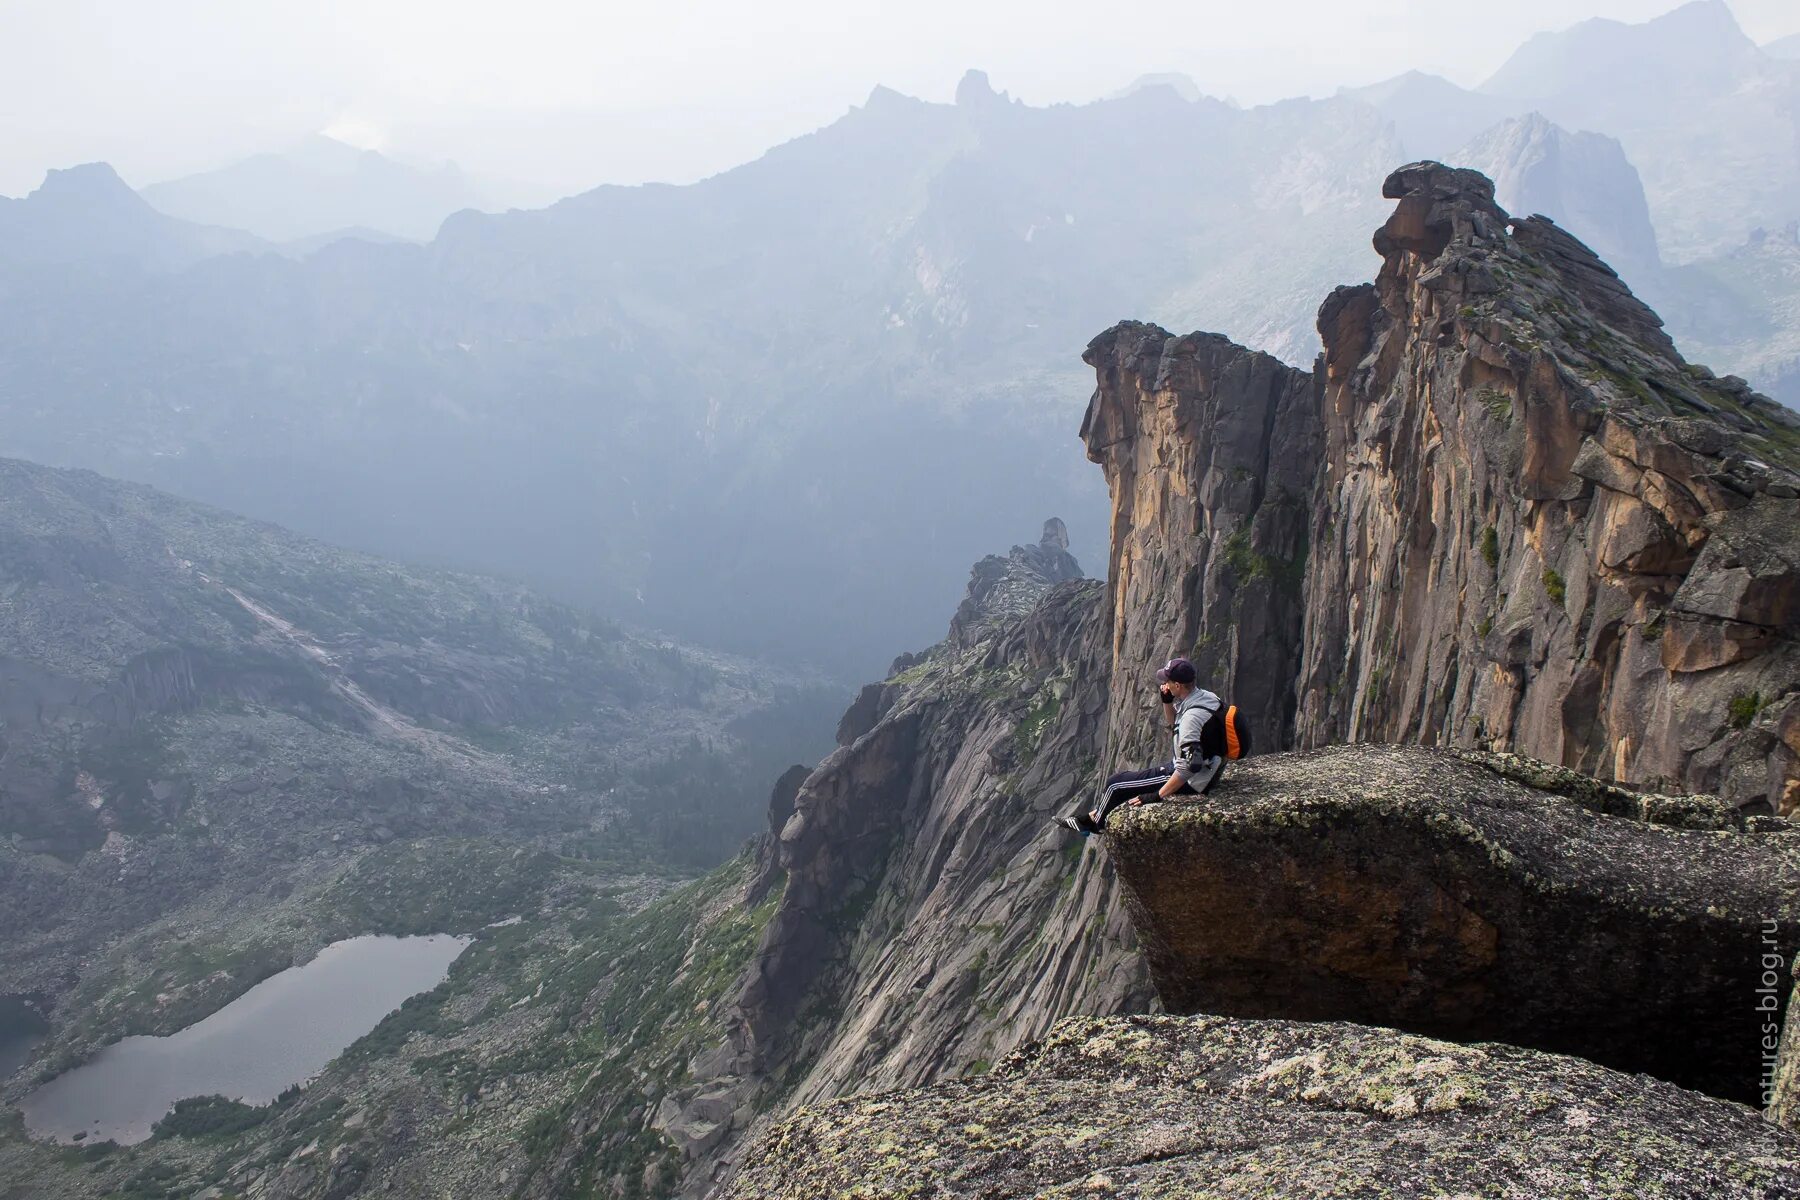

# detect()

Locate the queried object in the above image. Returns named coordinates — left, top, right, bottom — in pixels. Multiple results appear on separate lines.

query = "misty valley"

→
left=1, top=2, right=1799, bottom=1198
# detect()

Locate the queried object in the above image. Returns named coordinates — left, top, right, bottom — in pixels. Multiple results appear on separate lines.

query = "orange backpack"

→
left=1221, top=705, right=1252, bottom=760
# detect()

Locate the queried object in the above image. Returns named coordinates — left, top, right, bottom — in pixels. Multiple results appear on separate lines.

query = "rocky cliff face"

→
left=1084, top=163, right=1799, bottom=811
left=650, top=523, right=1152, bottom=1195
left=1079, top=329, right=1319, bottom=761
left=1301, top=163, right=1798, bottom=810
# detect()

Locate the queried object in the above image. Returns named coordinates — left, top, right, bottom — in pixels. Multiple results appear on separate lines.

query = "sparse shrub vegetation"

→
left=1728, top=693, right=1765, bottom=729
left=1479, top=526, right=1499, bottom=570
left=1218, top=528, right=1307, bottom=593
left=1012, top=689, right=1063, bottom=764
left=152, top=1090, right=293, bottom=1140
left=1542, top=568, right=1567, bottom=606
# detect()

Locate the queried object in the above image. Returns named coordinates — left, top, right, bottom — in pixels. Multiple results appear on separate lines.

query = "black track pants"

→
left=1089, top=762, right=1193, bottom=829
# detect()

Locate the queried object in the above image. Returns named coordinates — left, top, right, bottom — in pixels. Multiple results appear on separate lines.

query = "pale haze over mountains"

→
left=5, top=0, right=1799, bottom=201
left=138, top=135, right=496, bottom=243
left=3, top=4, right=1800, bottom=1198
left=3, top=1, right=1800, bottom=678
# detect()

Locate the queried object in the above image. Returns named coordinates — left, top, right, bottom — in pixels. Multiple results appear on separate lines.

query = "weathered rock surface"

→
left=946, top=518, right=1085, bottom=647
left=1080, top=326, right=1319, bottom=762
left=724, top=1013, right=1800, bottom=1199
left=653, top=529, right=1151, bottom=1196
left=1300, top=162, right=1800, bottom=810
left=1106, top=743, right=1800, bottom=1103
left=1085, top=162, right=1800, bottom=810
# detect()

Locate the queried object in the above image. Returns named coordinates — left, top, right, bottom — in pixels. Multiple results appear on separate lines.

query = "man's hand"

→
left=1129, top=796, right=1145, bottom=807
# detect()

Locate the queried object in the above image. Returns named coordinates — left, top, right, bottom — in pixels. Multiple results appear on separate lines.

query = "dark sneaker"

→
left=1055, top=815, right=1093, bottom=838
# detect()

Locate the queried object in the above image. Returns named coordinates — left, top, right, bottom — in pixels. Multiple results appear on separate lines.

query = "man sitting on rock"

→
left=1059, top=657, right=1224, bottom=836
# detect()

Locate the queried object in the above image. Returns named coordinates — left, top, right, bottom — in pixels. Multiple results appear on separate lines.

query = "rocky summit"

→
left=724, top=1013, right=1800, bottom=1200
left=1304, top=163, right=1798, bottom=810
left=1083, top=162, right=1799, bottom=812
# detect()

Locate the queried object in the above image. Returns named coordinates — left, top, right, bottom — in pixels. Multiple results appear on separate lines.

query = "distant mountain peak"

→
left=1765, top=31, right=1800, bottom=60
left=1110, top=73, right=1203, bottom=103
left=1659, top=0, right=1747, bottom=36
left=139, top=137, right=489, bottom=243
left=955, top=68, right=1006, bottom=106
left=1451, top=113, right=1662, bottom=274
left=30, top=162, right=141, bottom=208
left=862, top=83, right=918, bottom=109
left=1482, top=0, right=1756, bottom=98
left=287, top=133, right=386, bottom=173
left=2, top=159, right=265, bottom=271
left=1338, top=69, right=1457, bottom=101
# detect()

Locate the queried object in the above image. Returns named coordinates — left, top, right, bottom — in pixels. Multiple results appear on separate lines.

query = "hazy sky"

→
left=4, top=0, right=1798, bottom=199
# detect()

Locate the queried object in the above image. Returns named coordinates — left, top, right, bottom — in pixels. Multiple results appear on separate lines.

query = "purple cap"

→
left=1155, top=657, right=1196, bottom=685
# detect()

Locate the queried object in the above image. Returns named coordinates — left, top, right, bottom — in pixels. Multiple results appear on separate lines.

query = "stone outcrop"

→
left=1080, top=328, right=1319, bottom=762
left=724, top=1013, right=1800, bottom=1199
left=945, top=518, right=1084, bottom=647
left=1083, top=162, right=1800, bottom=810
left=1104, top=743, right=1799, bottom=1103
left=1300, top=162, right=1799, bottom=809
left=660, top=528, right=1150, bottom=1196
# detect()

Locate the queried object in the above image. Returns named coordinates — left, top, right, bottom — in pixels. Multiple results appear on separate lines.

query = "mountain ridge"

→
left=140, top=136, right=494, bottom=243
left=3, top=159, right=1797, bottom=1198
left=5, top=5, right=1799, bottom=686
left=0, top=162, right=266, bottom=271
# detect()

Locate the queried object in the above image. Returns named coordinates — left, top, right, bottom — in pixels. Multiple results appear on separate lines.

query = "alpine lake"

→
left=20, top=933, right=469, bottom=1145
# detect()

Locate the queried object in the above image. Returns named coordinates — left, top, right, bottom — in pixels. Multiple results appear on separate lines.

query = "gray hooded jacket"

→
left=1171, top=688, right=1222, bottom=781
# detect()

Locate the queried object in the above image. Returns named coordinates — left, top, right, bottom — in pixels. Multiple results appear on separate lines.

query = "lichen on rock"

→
left=723, top=1013, right=1800, bottom=1199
